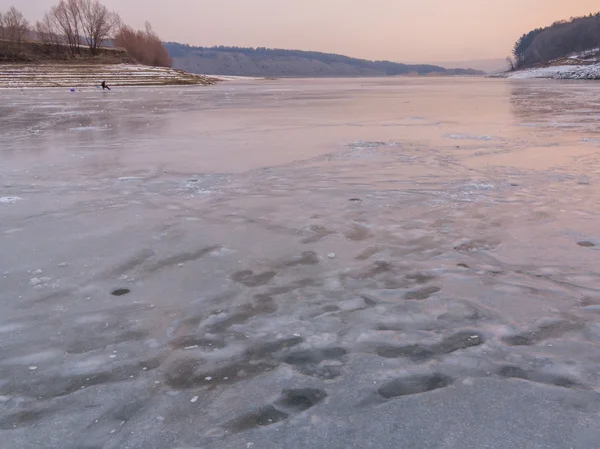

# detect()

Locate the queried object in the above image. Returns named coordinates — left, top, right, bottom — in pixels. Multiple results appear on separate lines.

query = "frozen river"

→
left=2, top=78, right=600, bottom=448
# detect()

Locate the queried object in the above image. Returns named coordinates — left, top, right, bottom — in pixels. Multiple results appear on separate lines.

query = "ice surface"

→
left=2, top=78, right=600, bottom=448
left=0, top=196, right=22, bottom=204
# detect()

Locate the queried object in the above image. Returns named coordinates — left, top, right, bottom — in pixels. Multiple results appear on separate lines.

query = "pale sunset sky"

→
left=5, top=0, right=600, bottom=63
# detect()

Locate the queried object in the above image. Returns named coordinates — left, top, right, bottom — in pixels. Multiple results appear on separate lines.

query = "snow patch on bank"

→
left=0, top=64, right=219, bottom=88
left=507, top=64, right=600, bottom=80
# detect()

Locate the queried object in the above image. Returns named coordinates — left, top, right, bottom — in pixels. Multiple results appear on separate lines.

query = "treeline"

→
left=512, top=13, right=600, bottom=68
left=115, top=23, right=171, bottom=67
left=164, top=43, right=479, bottom=76
left=35, top=0, right=119, bottom=56
left=0, top=7, right=30, bottom=56
left=0, top=1, right=171, bottom=66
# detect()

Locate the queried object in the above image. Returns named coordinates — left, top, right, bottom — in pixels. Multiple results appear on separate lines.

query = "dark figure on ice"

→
left=101, top=81, right=110, bottom=90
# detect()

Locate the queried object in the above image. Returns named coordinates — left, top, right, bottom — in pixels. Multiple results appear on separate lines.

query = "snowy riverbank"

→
left=492, top=48, right=600, bottom=80
left=504, top=63, right=600, bottom=80
left=0, top=64, right=219, bottom=88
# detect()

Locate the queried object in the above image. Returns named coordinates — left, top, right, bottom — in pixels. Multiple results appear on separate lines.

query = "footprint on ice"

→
left=378, top=373, right=453, bottom=398
left=226, top=388, right=327, bottom=432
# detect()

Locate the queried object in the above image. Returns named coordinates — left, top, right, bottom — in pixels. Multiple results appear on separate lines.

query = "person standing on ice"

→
left=101, top=81, right=111, bottom=91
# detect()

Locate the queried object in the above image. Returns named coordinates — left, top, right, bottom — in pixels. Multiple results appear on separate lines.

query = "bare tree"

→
left=114, top=21, right=172, bottom=67
left=0, top=6, right=29, bottom=57
left=3, top=6, right=29, bottom=48
left=35, top=14, right=54, bottom=46
left=505, top=56, right=516, bottom=71
left=0, top=12, right=5, bottom=44
left=50, top=0, right=83, bottom=55
left=35, top=11, right=63, bottom=55
left=80, top=0, right=119, bottom=55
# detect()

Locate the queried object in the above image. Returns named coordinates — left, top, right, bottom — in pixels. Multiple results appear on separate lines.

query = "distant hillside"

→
left=513, top=13, right=600, bottom=68
left=436, top=58, right=508, bottom=74
left=165, top=43, right=484, bottom=78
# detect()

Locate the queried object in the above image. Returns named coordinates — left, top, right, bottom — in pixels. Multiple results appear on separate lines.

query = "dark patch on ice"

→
left=67, top=329, right=147, bottom=354
left=404, top=286, right=441, bottom=300
left=226, top=405, right=288, bottom=432
left=344, top=224, right=371, bottom=241
left=76, top=400, right=147, bottom=448
left=165, top=357, right=277, bottom=389
left=0, top=410, right=45, bottom=429
left=348, top=261, right=393, bottom=280
left=356, top=246, right=382, bottom=260
left=378, top=373, right=453, bottom=398
left=225, top=387, right=327, bottom=432
left=349, top=198, right=362, bottom=202
left=169, top=335, right=227, bottom=350
left=301, top=225, right=334, bottom=244
left=111, top=288, right=131, bottom=296
left=405, top=272, right=436, bottom=285
left=361, top=295, right=377, bottom=307
left=109, top=248, right=156, bottom=276
left=581, top=296, right=600, bottom=307
left=297, top=364, right=343, bottom=380
left=144, top=245, right=220, bottom=272
left=434, top=331, right=484, bottom=352
left=497, top=365, right=528, bottom=379
left=302, top=304, right=342, bottom=319
left=246, top=336, right=305, bottom=358
left=231, top=270, right=277, bottom=287
left=457, top=263, right=470, bottom=269
left=545, top=376, right=580, bottom=388
left=205, top=295, right=277, bottom=332
left=112, top=400, right=146, bottom=422
left=266, top=278, right=321, bottom=295
left=323, top=305, right=340, bottom=312
left=165, top=337, right=303, bottom=389
left=283, top=347, right=347, bottom=379
left=3, top=357, right=162, bottom=399
left=281, top=251, right=320, bottom=267
left=501, top=320, right=581, bottom=346
left=453, top=240, right=495, bottom=252
left=28, top=287, right=75, bottom=307
left=577, top=241, right=595, bottom=248
left=274, top=388, right=327, bottom=413
left=497, top=365, right=581, bottom=389
left=376, top=344, right=434, bottom=361
left=376, top=331, right=484, bottom=361
left=284, top=347, right=347, bottom=365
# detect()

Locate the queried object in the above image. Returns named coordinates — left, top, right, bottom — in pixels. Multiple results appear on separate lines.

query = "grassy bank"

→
left=0, top=40, right=135, bottom=64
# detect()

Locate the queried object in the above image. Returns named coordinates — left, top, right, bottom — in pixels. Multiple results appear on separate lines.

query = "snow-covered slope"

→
left=0, top=64, right=218, bottom=88
left=497, top=48, right=600, bottom=80
left=507, top=64, right=600, bottom=80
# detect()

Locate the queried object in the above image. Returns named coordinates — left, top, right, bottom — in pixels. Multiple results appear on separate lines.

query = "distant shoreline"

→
left=0, top=66, right=490, bottom=88
left=166, top=43, right=485, bottom=79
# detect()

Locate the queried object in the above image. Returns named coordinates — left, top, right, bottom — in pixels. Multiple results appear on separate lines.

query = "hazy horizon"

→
left=4, top=0, right=600, bottom=64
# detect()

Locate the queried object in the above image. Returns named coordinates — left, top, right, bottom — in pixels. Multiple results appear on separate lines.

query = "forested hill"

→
left=164, top=43, right=484, bottom=77
left=513, top=13, right=600, bottom=68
